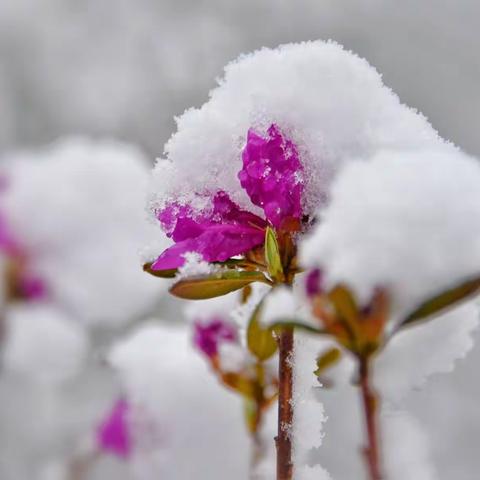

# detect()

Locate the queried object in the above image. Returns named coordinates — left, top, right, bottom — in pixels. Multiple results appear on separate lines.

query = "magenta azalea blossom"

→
left=193, top=317, right=238, bottom=358
left=96, top=398, right=132, bottom=459
left=239, top=124, right=303, bottom=229
left=305, top=269, right=323, bottom=298
left=0, top=204, right=47, bottom=301
left=151, top=125, right=304, bottom=271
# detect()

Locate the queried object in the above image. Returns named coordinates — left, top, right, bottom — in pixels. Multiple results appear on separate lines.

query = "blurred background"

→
left=0, top=1, right=479, bottom=479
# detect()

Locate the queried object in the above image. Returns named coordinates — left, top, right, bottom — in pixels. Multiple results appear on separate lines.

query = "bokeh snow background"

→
left=1, top=1, right=479, bottom=479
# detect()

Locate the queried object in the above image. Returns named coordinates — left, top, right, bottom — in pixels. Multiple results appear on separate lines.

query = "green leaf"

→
left=247, top=302, right=278, bottom=361
left=143, top=262, right=177, bottom=278
left=170, top=270, right=269, bottom=300
left=401, top=275, right=480, bottom=329
left=243, top=398, right=259, bottom=434
left=328, top=284, right=359, bottom=326
left=314, top=347, right=342, bottom=377
left=222, top=372, right=256, bottom=398
left=264, top=227, right=284, bottom=281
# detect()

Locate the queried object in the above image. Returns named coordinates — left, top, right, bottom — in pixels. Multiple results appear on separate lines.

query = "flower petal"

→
left=151, top=223, right=265, bottom=270
left=157, top=191, right=267, bottom=243
left=96, top=398, right=131, bottom=459
left=239, top=124, right=304, bottom=229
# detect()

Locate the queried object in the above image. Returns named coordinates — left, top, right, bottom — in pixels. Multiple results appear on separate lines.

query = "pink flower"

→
left=96, top=398, right=132, bottom=459
left=0, top=194, right=47, bottom=301
left=151, top=124, right=304, bottom=270
left=193, top=317, right=238, bottom=358
left=305, top=269, right=323, bottom=298
left=239, top=124, right=303, bottom=229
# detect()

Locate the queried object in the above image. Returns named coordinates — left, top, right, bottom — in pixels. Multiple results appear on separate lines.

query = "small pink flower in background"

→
left=0, top=190, right=48, bottom=302
left=305, top=269, right=323, bottom=298
left=17, top=273, right=47, bottom=300
left=96, top=398, right=132, bottom=459
left=151, top=124, right=304, bottom=271
left=193, top=317, right=238, bottom=358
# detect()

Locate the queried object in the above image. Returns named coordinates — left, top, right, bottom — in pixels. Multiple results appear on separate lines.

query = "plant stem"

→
left=358, top=357, right=383, bottom=480
left=276, top=328, right=294, bottom=480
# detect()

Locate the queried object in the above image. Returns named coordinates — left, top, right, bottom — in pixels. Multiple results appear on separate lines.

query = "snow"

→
left=2, top=304, right=88, bottom=383
left=149, top=41, right=444, bottom=223
left=375, top=300, right=479, bottom=402
left=261, top=283, right=317, bottom=330
left=176, top=251, right=217, bottom=279
left=292, top=332, right=329, bottom=473
left=383, top=410, right=437, bottom=480
left=1, top=137, right=167, bottom=326
left=108, top=322, right=276, bottom=479
left=300, top=147, right=480, bottom=325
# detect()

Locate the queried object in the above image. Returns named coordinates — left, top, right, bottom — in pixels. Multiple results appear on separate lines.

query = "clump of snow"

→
left=217, top=342, right=253, bottom=373
left=261, top=287, right=298, bottom=326
left=1, top=137, right=167, bottom=326
left=375, top=300, right=479, bottom=402
left=108, top=322, right=276, bottom=479
left=295, top=465, right=332, bottom=480
left=176, top=251, right=217, bottom=279
left=261, top=283, right=316, bottom=329
left=150, top=41, right=444, bottom=222
left=301, top=148, right=480, bottom=324
left=292, top=332, right=329, bottom=471
left=383, top=410, right=437, bottom=480
left=2, top=304, right=88, bottom=383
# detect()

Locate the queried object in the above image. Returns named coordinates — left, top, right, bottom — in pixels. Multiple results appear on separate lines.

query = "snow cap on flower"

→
left=149, top=41, right=444, bottom=271
left=300, top=148, right=480, bottom=324
left=1, top=138, right=167, bottom=326
left=375, top=301, right=479, bottom=402
left=96, top=398, right=132, bottom=459
left=109, top=323, right=275, bottom=479
left=2, top=304, right=88, bottom=383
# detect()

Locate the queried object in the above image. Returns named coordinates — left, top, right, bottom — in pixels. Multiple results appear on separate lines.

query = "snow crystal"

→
left=300, top=148, right=480, bottom=324
left=1, top=137, right=168, bottom=326
left=176, top=251, right=217, bottom=279
left=150, top=41, right=444, bottom=223
left=2, top=304, right=88, bottom=383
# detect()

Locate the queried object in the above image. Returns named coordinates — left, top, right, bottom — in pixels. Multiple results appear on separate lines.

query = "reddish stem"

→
left=359, top=357, right=383, bottom=480
left=276, top=328, right=294, bottom=480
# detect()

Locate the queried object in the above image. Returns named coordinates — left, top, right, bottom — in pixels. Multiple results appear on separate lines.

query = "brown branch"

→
left=358, top=357, right=383, bottom=480
left=276, top=328, right=294, bottom=480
